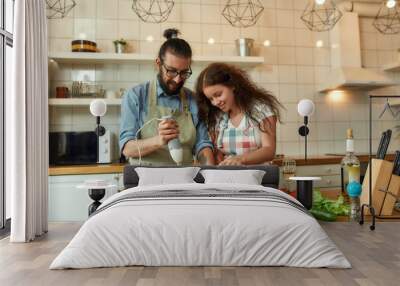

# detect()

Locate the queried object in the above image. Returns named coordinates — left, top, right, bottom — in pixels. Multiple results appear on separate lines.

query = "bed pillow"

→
left=200, top=169, right=266, bottom=185
left=135, top=167, right=201, bottom=186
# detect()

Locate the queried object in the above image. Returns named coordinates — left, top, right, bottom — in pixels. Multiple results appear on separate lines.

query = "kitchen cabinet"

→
left=48, top=173, right=123, bottom=222
left=279, top=164, right=342, bottom=191
left=296, top=164, right=341, bottom=190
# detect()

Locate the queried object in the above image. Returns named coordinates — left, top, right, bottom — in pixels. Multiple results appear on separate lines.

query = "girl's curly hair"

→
left=195, top=63, right=283, bottom=135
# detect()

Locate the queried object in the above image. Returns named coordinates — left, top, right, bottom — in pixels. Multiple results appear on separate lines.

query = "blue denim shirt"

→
left=119, top=80, right=213, bottom=158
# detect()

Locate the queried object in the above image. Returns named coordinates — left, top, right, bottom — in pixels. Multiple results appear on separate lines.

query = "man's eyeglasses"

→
left=161, top=63, right=192, bottom=80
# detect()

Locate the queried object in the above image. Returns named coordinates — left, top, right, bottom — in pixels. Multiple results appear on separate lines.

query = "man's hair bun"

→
left=163, top=28, right=180, bottom=40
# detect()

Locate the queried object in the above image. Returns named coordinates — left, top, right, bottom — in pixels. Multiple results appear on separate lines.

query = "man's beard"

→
left=157, top=73, right=184, bottom=96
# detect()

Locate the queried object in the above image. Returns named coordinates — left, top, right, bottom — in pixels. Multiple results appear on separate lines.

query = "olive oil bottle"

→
left=340, top=128, right=361, bottom=196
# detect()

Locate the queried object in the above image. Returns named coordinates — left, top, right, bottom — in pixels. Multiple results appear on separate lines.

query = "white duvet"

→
left=50, top=183, right=351, bottom=269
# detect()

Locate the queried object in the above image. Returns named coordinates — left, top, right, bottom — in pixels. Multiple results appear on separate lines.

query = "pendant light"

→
left=300, top=0, right=343, bottom=32
left=222, top=0, right=264, bottom=28
left=132, top=0, right=174, bottom=23
left=373, top=0, right=400, bottom=34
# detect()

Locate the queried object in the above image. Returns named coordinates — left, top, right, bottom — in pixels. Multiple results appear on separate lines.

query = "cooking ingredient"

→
left=311, top=189, right=350, bottom=220
left=310, top=209, right=337, bottom=222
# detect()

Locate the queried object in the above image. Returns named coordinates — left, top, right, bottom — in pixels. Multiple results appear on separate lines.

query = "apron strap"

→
left=179, top=88, right=189, bottom=113
left=148, top=80, right=158, bottom=114
left=150, top=79, right=189, bottom=114
left=217, top=114, right=229, bottom=148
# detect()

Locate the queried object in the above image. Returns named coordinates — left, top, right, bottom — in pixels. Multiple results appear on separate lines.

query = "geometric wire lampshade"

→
left=373, top=1, right=400, bottom=34
left=300, top=0, right=343, bottom=32
left=45, top=0, right=76, bottom=19
left=222, top=0, right=264, bottom=28
left=132, top=0, right=174, bottom=23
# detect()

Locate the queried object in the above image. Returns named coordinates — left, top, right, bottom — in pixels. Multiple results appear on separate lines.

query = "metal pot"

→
left=114, top=43, right=126, bottom=54
left=235, top=38, right=254, bottom=57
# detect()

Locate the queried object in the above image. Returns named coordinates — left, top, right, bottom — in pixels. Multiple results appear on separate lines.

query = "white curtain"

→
left=8, top=0, right=49, bottom=242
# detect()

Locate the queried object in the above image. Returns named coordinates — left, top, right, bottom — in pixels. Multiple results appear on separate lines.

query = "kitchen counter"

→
left=49, top=163, right=126, bottom=176
left=49, top=154, right=396, bottom=176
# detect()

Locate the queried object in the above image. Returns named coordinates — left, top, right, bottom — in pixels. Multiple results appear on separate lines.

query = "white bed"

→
left=50, top=183, right=351, bottom=269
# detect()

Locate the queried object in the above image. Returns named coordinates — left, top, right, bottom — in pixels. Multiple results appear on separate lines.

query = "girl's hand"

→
left=214, top=148, right=225, bottom=164
left=219, top=155, right=244, bottom=166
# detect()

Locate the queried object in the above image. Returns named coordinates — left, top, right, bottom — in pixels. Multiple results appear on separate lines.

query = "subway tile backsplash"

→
left=48, top=0, right=400, bottom=161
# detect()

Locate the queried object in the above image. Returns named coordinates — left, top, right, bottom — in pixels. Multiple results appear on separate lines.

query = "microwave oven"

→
left=49, top=131, right=112, bottom=165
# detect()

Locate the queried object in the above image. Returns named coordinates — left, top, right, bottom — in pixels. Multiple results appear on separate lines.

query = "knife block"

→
left=379, top=174, right=400, bottom=216
left=360, top=159, right=393, bottom=215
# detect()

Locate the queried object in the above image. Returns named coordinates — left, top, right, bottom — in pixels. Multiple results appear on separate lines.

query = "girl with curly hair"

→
left=195, top=63, right=283, bottom=165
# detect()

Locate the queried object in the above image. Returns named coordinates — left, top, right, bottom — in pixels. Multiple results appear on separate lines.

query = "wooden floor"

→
left=0, top=222, right=399, bottom=286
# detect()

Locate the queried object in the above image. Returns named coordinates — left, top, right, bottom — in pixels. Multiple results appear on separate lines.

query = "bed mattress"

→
left=50, top=183, right=351, bottom=269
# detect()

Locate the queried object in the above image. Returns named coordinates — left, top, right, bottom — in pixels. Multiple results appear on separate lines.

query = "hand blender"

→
left=162, top=115, right=183, bottom=165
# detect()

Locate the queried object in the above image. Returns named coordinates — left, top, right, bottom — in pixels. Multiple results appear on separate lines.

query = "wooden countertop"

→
left=272, top=153, right=395, bottom=166
left=49, top=163, right=126, bottom=176
left=49, top=153, right=396, bottom=176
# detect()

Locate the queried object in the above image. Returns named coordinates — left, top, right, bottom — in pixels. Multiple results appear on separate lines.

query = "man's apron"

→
left=129, top=80, right=196, bottom=166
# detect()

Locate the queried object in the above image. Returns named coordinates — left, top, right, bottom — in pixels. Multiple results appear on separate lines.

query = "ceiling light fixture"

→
left=374, top=0, right=400, bottom=34
left=222, top=0, right=264, bottom=28
left=300, top=0, right=342, bottom=32
left=45, top=0, right=76, bottom=19
left=132, top=0, right=174, bottom=23
left=386, top=0, right=396, bottom=9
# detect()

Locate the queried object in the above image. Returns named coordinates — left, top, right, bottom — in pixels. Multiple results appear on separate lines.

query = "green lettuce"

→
left=312, top=189, right=350, bottom=216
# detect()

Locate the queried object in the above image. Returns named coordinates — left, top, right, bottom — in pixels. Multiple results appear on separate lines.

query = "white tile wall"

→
left=48, top=0, right=400, bottom=161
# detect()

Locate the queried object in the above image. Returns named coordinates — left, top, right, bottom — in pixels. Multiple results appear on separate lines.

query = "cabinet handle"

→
left=326, top=179, right=332, bottom=185
left=114, top=175, right=119, bottom=180
left=326, top=168, right=332, bottom=173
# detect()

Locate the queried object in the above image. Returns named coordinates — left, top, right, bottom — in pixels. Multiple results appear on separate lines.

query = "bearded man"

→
left=119, top=29, right=214, bottom=166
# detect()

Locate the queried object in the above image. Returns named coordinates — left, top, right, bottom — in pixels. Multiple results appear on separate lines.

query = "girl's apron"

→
left=129, top=80, right=196, bottom=166
left=217, top=113, right=259, bottom=156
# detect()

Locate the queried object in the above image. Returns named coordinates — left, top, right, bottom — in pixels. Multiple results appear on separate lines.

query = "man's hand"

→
left=157, top=119, right=179, bottom=145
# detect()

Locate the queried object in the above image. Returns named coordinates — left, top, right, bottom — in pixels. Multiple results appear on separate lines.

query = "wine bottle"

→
left=340, top=128, right=361, bottom=195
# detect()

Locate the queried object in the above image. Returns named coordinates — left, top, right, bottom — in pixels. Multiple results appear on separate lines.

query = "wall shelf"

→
left=390, top=99, right=400, bottom=106
left=382, top=62, right=400, bottom=72
left=48, top=52, right=265, bottom=67
left=49, top=98, right=122, bottom=106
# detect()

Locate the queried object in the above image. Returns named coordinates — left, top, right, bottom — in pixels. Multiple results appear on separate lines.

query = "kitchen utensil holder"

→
left=361, top=94, right=400, bottom=230
left=360, top=159, right=393, bottom=215
left=377, top=173, right=400, bottom=216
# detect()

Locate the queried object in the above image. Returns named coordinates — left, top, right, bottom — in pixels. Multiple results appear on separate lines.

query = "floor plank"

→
left=0, top=222, right=399, bottom=286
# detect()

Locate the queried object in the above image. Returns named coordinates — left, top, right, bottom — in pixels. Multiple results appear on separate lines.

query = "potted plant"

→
left=113, top=38, right=127, bottom=53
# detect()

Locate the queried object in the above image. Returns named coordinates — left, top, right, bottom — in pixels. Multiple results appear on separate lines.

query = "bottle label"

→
left=347, top=165, right=360, bottom=183
left=346, top=139, right=354, bottom=152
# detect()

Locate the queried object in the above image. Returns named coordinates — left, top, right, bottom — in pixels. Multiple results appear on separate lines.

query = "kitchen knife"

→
left=376, top=131, right=386, bottom=159
left=393, top=150, right=400, bottom=176
left=380, top=129, right=392, bottom=159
